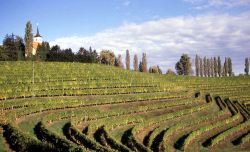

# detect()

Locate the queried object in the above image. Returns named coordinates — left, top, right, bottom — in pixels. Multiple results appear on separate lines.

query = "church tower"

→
left=32, top=26, right=43, bottom=55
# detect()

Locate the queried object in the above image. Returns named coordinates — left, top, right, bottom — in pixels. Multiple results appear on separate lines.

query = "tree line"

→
left=0, top=21, right=249, bottom=76
left=195, top=55, right=233, bottom=77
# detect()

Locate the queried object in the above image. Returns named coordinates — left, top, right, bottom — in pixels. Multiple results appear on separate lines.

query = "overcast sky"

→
left=1, top=0, right=250, bottom=74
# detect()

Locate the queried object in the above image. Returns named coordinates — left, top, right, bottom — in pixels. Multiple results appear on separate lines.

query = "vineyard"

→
left=0, top=61, right=250, bottom=152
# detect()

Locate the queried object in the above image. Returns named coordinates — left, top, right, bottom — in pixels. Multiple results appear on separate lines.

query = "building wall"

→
left=32, top=36, right=42, bottom=55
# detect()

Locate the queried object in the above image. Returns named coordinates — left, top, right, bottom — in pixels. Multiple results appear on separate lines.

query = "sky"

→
left=1, top=0, right=250, bottom=74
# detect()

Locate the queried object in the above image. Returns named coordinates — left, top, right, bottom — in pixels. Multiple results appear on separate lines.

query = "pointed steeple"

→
left=35, top=26, right=42, bottom=37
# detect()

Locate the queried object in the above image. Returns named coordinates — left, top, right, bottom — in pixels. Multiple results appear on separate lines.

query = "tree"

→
left=133, top=54, right=138, bottom=71
left=175, top=54, right=192, bottom=75
left=15, top=36, right=25, bottom=61
left=1, top=34, right=25, bottom=61
left=218, top=56, right=222, bottom=77
left=0, top=45, right=8, bottom=61
left=195, top=54, right=199, bottom=76
left=47, top=45, right=60, bottom=61
left=175, top=61, right=184, bottom=75
left=149, top=65, right=162, bottom=74
left=166, top=69, right=176, bottom=75
left=2, top=34, right=17, bottom=60
left=89, top=47, right=98, bottom=63
left=203, top=57, right=207, bottom=77
left=199, top=57, right=204, bottom=77
left=214, top=57, right=218, bottom=77
left=228, top=57, right=233, bottom=76
left=99, top=50, right=115, bottom=65
left=24, top=21, right=33, bottom=59
left=207, top=58, right=210, bottom=77
left=76, top=47, right=88, bottom=62
left=245, top=57, right=249, bottom=75
left=126, top=50, right=130, bottom=70
left=142, top=53, right=147, bottom=72
left=210, top=58, right=214, bottom=77
left=224, top=57, right=228, bottom=77
left=61, top=48, right=74, bottom=62
left=36, top=42, right=50, bottom=61
left=139, top=61, right=143, bottom=72
left=117, top=54, right=124, bottom=68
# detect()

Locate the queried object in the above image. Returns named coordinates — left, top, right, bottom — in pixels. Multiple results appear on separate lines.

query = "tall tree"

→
left=228, top=57, right=233, bottom=76
left=214, top=57, right=218, bottom=77
left=245, top=57, right=249, bottom=75
left=175, top=54, right=192, bottom=75
left=24, top=21, right=33, bottom=59
left=142, top=53, right=147, bottom=72
left=195, top=54, right=199, bottom=76
left=126, top=50, right=130, bottom=70
left=210, top=58, right=214, bottom=77
left=90, top=48, right=98, bottom=63
left=207, top=58, right=210, bottom=77
left=114, top=57, right=119, bottom=67
left=118, top=54, right=124, bottom=68
left=133, top=54, right=138, bottom=71
left=218, top=56, right=222, bottom=77
left=203, top=57, right=207, bottom=77
left=199, top=57, right=203, bottom=77
left=224, top=57, right=228, bottom=77
left=139, top=61, right=143, bottom=72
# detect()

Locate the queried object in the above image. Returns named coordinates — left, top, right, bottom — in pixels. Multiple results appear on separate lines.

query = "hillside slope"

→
left=0, top=61, right=250, bottom=152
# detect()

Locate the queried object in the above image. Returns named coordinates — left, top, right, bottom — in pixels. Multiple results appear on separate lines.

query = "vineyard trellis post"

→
left=32, top=61, right=35, bottom=97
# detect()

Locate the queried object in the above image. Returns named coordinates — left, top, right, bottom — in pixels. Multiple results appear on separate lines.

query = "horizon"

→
left=1, top=0, right=250, bottom=74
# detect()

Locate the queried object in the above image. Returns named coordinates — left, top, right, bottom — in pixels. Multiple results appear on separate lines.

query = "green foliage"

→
left=99, top=50, right=115, bottom=65
left=24, top=21, right=33, bottom=59
left=175, top=54, right=192, bottom=75
left=94, top=126, right=131, bottom=152
left=0, top=34, right=25, bottom=61
left=63, top=122, right=112, bottom=152
left=36, top=42, right=50, bottom=61
left=34, top=121, right=83, bottom=152
left=3, top=123, right=55, bottom=152
left=121, top=127, right=152, bottom=152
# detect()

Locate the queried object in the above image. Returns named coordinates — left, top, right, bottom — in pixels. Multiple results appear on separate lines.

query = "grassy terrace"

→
left=0, top=61, right=250, bottom=152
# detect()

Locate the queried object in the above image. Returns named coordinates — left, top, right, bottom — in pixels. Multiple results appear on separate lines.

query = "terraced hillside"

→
left=0, top=61, right=250, bottom=152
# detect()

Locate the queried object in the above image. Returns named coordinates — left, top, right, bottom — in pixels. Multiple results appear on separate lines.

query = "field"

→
left=0, top=61, right=250, bottom=152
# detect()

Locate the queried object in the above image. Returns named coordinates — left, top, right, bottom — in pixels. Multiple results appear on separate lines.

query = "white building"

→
left=32, top=26, right=43, bottom=55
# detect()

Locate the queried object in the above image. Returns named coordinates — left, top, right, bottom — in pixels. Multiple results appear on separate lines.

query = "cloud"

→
left=123, top=0, right=131, bottom=6
left=50, top=13, right=250, bottom=74
left=184, top=0, right=250, bottom=9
